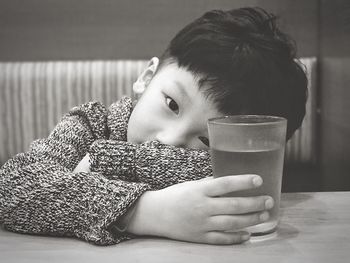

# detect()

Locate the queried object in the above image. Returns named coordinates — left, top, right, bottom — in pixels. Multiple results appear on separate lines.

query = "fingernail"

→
left=265, top=198, right=274, bottom=209
left=252, top=176, right=263, bottom=187
left=260, top=212, right=269, bottom=221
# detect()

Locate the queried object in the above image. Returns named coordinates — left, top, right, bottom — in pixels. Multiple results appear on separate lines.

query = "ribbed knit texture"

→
left=0, top=97, right=212, bottom=245
left=89, top=140, right=212, bottom=189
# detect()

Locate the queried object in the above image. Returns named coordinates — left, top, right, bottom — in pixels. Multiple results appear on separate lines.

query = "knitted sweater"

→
left=0, top=97, right=212, bottom=245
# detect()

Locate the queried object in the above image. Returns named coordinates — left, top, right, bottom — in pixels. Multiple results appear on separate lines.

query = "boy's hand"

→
left=127, top=174, right=274, bottom=245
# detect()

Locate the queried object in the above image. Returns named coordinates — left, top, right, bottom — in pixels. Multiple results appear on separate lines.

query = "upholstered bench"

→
left=0, top=58, right=317, bottom=190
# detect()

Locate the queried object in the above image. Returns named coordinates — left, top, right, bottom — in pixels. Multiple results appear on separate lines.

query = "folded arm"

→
left=84, top=96, right=212, bottom=189
left=0, top=101, right=150, bottom=245
left=89, top=140, right=213, bottom=190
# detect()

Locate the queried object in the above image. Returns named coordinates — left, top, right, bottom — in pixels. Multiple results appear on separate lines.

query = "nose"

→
left=155, top=127, right=188, bottom=148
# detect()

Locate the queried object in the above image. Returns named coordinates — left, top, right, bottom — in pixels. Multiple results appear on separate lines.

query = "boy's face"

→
left=127, top=60, right=221, bottom=150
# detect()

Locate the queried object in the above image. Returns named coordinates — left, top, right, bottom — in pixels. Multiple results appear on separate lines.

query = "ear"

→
left=133, top=57, right=160, bottom=95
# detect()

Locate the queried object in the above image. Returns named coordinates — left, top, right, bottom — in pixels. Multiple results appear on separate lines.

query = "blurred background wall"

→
left=0, top=0, right=318, bottom=60
left=0, top=0, right=349, bottom=191
left=319, top=0, right=350, bottom=191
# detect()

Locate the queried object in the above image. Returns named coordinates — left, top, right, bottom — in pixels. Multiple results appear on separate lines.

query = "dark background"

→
left=0, top=0, right=349, bottom=191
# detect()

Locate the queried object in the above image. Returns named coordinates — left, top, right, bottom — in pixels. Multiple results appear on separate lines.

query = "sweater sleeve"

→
left=89, top=140, right=213, bottom=190
left=0, top=102, right=151, bottom=245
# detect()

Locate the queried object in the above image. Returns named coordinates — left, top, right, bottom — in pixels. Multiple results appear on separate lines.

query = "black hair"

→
left=159, top=7, right=308, bottom=140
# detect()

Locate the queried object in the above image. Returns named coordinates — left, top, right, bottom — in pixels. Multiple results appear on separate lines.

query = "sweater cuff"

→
left=89, top=139, right=138, bottom=181
left=133, top=140, right=212, bottom=189
left=78, top=179, right=151, bottom=245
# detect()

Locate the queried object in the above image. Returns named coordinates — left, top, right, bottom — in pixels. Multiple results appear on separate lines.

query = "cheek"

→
left=127, top=106, right=145, bottom=143
left=127, top=91, right=168, bottom=143
left=126, top=115, right=138, bottom=143
left=127, top=104, right=156, bottom=143
left=186, top=139, right=208, bottom=150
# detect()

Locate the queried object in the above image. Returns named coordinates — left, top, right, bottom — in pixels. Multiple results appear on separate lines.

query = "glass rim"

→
left=208, top=115, right=287, bottom=126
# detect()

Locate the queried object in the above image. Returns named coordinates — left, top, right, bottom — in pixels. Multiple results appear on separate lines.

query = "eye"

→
left=198, top=136, right=210, bottom=147
left=165, top=96, right=179, bottom=114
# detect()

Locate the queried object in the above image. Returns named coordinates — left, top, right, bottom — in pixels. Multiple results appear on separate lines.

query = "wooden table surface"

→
left=1, top=192, right=350, bottom=263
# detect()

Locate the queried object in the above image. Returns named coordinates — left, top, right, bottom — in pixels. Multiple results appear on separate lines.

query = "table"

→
left=1, top=192, right=350, bottom=263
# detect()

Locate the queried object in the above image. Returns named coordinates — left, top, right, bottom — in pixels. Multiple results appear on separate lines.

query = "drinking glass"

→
left=208, top=115, right=287, bottom=235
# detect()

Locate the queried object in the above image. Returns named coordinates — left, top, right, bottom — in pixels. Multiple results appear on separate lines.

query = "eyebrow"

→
left=174, top=80, right=191, bottom=102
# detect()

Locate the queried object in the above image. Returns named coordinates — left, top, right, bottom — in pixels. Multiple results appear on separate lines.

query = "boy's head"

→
left=127, top=7, right=308, bottom=149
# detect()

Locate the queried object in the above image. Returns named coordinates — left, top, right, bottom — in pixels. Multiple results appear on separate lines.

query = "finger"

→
left=204, top=231, right=250, bottom=245
left=208, top=196, right=274, bottom=215
left=208, top=212, right=269, bottom=232
left=203, top=174, right=262, bottom=197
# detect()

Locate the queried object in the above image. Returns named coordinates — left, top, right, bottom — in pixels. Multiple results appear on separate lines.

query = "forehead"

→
left=155, top=62, right=199, bottom=85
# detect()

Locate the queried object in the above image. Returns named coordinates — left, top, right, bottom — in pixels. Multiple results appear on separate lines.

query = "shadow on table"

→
left=276, top=222, right=299, bottom=239
left=253, top=192, right=314, bottom=245
left=281, top=192, right=313, bottom=208
left=245, top=223, right=299, bottom=248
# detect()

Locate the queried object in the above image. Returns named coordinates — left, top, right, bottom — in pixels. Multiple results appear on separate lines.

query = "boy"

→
left=0, top=7, right=307, bottom=245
